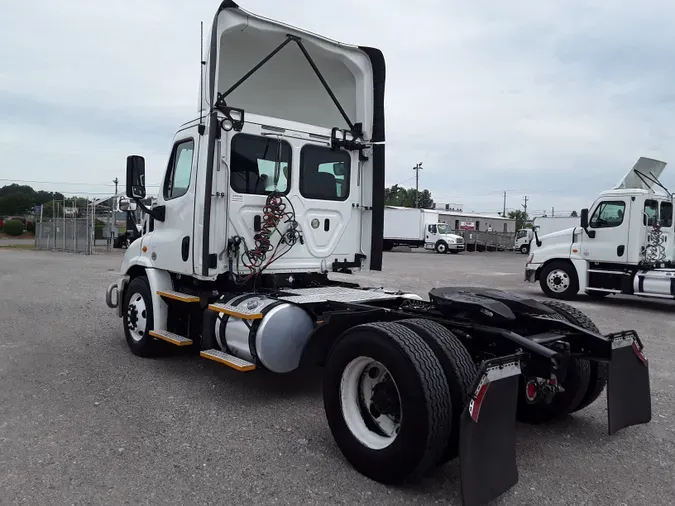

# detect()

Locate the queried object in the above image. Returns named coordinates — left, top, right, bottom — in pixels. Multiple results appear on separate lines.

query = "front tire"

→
left=323, top=321, right=452, bottom=484
left=435, top=241, right=448, bottom=254
left=122, top=276, right=157, bottom=357
left=520, top=244, right=530, bottom=254
left=539, top=261, right=579, bottom=299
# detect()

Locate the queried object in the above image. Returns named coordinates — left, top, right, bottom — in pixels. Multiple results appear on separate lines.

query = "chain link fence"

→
left=34, top=196, right=123, bottom=254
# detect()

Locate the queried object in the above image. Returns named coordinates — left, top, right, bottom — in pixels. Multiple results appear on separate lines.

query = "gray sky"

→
left=2, top=0, right=674, bottom=216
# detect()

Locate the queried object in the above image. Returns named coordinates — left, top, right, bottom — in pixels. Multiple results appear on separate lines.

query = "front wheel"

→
left=520, top=244, right=529, bottom=254
left=435, top=241, right=448, bottom=254
left=323, top=321, right=451, bottom=484
left=122, top=276, right=157, bottom=357
left=539, top=261, right=579, bottom=299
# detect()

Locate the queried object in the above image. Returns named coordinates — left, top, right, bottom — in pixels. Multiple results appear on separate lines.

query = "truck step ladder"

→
left=200, top=349, right=256, bottom=372
left=148, top=330, right=194, bottom=346
left=156, top=290, right=200, bottom=303
left=208, top=302, right=263, bottom=320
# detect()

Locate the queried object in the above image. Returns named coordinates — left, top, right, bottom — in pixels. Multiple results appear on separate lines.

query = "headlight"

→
left=447, top=238, right=456, bottom=243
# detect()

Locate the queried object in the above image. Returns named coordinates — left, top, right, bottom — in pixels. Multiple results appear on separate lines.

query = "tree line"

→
left=0, top=184, right=91, bottom=218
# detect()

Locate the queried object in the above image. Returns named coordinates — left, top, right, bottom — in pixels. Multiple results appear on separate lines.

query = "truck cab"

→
left=424, top=222, right=465, bottom=253
left=515, top=228, right=533, bottom=254
left=525, top=157, right=675, bottom=300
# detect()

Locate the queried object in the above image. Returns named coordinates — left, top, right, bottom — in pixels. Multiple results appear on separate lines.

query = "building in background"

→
left=437, top=210, right=516, bottom=233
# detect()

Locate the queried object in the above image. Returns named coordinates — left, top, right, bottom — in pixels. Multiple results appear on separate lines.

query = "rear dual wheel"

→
left=323, top=320, right=475, bottom=484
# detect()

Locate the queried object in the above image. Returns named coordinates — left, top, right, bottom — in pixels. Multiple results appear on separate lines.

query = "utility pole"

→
left=413, top=162, right=423, bottom=208
left=522, top=195, right=529, bottom=224
left=502, top=191, right=507, bottom=216
left=113, top=177, right=119, bottom=240
left=551, top=206, right=555, bottom=217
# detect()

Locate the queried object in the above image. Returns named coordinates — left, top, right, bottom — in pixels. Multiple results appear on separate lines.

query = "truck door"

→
left=581, top=198, right=630, bottom=263
left=141, top=128, right=199, bottom=275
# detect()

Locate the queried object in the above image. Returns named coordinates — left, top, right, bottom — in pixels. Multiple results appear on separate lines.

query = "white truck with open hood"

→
left=104, top=3, right=652, bottom=505
left=525, top=157, right=674, bottom=301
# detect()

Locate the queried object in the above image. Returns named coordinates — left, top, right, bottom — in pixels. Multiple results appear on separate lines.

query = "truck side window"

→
left=164, top=139, right=195, bottom=200
left=428, top=224, right=437, bottom=234
left=230, top=134, right=292, bottom=195
left=300, top=145, right=350, bottom=201
left=589, top=201, right=625, bottom=228
left=660, top=201, right=673, bottom=227
left=644, top=200, right=658, bottom=226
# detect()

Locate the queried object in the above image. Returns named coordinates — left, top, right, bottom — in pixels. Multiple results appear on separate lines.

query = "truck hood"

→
left=530, top=227, right=578, bottom=259
left=614, top=156, right=667, bottom=191
left=441, top=233, right=463, bottom=241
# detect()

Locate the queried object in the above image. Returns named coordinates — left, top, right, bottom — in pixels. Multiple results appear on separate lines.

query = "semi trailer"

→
left=383, top=206, right=464, bottom=253
left=525, top=156, right=675, bottom=301
left=104, top=3, right=652, bottom=505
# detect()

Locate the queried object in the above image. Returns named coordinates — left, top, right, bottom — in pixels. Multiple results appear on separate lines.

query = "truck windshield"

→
left=437, top=223, right=452, bottom=235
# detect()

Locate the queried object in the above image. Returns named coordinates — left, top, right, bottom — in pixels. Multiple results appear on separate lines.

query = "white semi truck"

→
left=383, top=206, right=464, bottom=253
left=515, top=216, right=580, bottom=254
left=525, top=157, right=674, bottom=301
left=104, top=3, right=651, bottom=505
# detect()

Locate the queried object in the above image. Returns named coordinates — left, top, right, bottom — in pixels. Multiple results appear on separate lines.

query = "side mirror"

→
left=333, top=162, right=346, bottom=176
left=126, top=155, right=146, bottom=199
left=579, top=208, right=595, bottom=238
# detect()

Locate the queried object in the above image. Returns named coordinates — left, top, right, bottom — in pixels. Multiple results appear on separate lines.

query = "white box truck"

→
left=515, top=216, right=580, bottom=254
left=525, top=156, right=675, bottom=301
left=383, top=206, right=465, bottom=253
left=102, top=3, right=651, bottom=504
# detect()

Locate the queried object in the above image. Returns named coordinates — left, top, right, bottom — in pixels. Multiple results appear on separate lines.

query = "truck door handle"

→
left=253, top=215, right=261, bottom=232
left=181, top=236, right=190, bottom=261
left=324, top=219, right=330, bottom=232
left=617, top=245, right=625, bottom=257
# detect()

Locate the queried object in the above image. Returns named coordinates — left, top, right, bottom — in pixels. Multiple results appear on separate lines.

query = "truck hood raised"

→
left=614, top=156, right=667, bottom=192
left=201, top=1, right=378, bottom=139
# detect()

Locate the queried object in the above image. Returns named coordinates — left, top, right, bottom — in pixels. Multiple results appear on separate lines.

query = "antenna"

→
left=198, top=21, right=206, bottom=135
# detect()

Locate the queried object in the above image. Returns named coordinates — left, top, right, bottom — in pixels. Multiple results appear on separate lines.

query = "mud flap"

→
left=459, top=355, right=521, bottom=506
left=607, top=331, right=651, bottom=435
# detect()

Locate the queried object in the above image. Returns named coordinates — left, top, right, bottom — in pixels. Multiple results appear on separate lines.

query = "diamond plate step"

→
left=156, top=290, right=200, bottom=303
left=149, top=330, right=193, bottom=346
left=200, top=349, right=256, bottom=372
left=208, top=302, right=263, bottom=320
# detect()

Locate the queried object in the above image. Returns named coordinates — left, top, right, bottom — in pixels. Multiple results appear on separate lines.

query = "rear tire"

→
left=397, top=318, right=476, bottom=464
left=539, top=261, right=579, bottom=300
left=323, top=321, right=452, bottom=484
left=122, top=276, right=157, bottom=357
left=541, top=300, right=607, bottom=413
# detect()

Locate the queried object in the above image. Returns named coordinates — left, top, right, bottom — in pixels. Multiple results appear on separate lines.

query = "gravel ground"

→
left=1, top=247, right=674, bottom=506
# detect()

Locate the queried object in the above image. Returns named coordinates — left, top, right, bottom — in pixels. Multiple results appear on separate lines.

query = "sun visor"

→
left=613, top=157, right=667, bottom=191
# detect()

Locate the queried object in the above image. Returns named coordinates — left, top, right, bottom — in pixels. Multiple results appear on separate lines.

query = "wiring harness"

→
left=228, top=192, right=302, bottom=284
left=644, top=222, right=667, bottom=266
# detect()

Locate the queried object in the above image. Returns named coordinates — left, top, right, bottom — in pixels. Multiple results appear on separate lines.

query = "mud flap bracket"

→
left=459, top=354, right=521, bottom=506
left=607, top=331, right=651, bottom=435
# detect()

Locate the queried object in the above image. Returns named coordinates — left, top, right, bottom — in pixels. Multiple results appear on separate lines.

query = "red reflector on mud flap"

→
left=468, top=360, right=521, bottom=423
